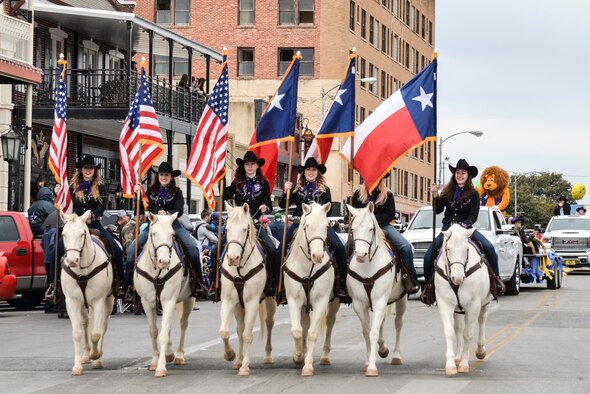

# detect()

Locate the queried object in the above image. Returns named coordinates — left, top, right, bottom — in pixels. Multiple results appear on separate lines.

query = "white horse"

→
left=219, top=202, right=276, bottom=376
left=134, top=212, right=195, bottom=377
left=60, top=210, right=114, bottom=375
left=284, top=202, right=340, bottom=376
left=346, top=203, right=408, bottom=377
left=435, top=224, right=492, bottom=376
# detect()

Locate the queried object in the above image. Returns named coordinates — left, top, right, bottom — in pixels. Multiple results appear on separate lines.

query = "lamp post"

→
left=320, top=76, right=377, bottom=118
left=1, top=128, right=24, bottom=211
left=438, top=131, right=484, bottom=183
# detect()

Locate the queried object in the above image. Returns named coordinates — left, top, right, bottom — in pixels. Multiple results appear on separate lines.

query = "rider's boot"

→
left=335, top=278, right=351, bottom=303
left=276, top=289, right=287, bottom=305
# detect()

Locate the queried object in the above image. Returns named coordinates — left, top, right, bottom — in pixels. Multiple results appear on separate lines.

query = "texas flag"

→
left=249, top=53, right=301, bottom=190
left=341, top=59, right=437, bottom=193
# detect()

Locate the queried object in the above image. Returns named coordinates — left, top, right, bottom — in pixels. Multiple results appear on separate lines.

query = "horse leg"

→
left=301, top=308, right=310, bottom=355
left=174, top=298, right=195, bottom=365
left=219, top=298, right=236, bottom=363
left=391, top=296, right=407, bottom=366
left=66, top=299, right=85, bottom=376
left=476, top=302, right=491, bottom=360
left=238, top=299, right=258, bottom=376
left=365, top=299, right=388, bottom=377
left=453, top=311, right=465, bottom=367
left=287, top=300, right=305, bottom=367
left=320, top=299, right=340, bottom=366
left=233, top=306, right=245, bottom=370
left=301, top=304, right=324, bottom=377
left=439, top=302, right=458, bottom=376
left=263, top=298, right=276, bottom=364
left=89, top=298, right=106, bottom=361
left=142, top=298, right=160, bottom=372
left=92, top=295, right=114, bottom=369
left=459, top=304, right=479, bottom=373
left=352, top=298, right=371, bottom=372
left=155, top=300, right=176, bottom=377
left=80, top=307, right=91, bottom=364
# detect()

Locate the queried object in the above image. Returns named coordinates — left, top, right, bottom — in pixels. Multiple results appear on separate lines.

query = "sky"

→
left=435, top=0, right=590, bottom=204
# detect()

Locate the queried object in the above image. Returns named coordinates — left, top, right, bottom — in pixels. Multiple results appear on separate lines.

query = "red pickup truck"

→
left=0, top=211, right=46, bottom=309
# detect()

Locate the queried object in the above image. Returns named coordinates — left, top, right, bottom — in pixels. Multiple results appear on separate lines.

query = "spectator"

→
left=510, top=217, right=537, bottom=254
left=193, top=208, right=218, bottom=250
left=553, top=196, right=571, bottom=216
left=576, top=206, right=587, bottom=216
left=27, top=187, right=55, bottom=237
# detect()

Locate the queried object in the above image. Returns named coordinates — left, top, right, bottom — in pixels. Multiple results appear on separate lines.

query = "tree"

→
left=506, top=172, right=572, bottom=229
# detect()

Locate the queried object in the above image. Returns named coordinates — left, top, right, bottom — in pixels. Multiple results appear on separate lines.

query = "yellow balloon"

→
left=572, top=183, right=586, bottom=200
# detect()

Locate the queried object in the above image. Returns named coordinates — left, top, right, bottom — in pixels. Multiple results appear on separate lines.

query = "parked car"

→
left=542, top=215, right=590, bottom=269
left=0, top=251, right=17, bottom=301
left=0, top=212, right=46, bottom=309
left=402, top=206, right=523, bottom=295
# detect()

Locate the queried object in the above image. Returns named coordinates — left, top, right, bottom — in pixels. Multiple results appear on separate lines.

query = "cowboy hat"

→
left=236, top=151, right=265, bottom=167
left=510, top=216, right=524, bottom=224
left=448, top=159, right=478, bottom=178
left=298, top=157, right=327, bottom=175
left=75, top=154, right=101, bottom=169
left=576, top=206, right=587, bottom=213
left=156, top=162, right=181, bottom=177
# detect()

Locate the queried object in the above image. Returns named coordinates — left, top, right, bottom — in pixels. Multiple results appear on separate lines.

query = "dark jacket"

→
left=71, top=183, right=107, bottom=222
left=553, top=202, right=571, bottom=216
left=27, top=187, right=55, bottom=236
left=145, top=186, right=184, bottom=218
left=280, top=182, right=332, bottom=218
left=224, top=176, right=272, bottom=220
left=435, top=189, right=480, bottom=231
left=352, top=190, right=396, bottom=228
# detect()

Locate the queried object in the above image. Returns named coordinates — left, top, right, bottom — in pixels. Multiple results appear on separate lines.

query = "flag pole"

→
left=133, top=59, right=146, bottom=269
left=277, top=140, right=294, bottom=301
left=214, top=179, right=224, bottom=302
left=51, top=207, right=61, bottom=305
left=430, top=51, right=439, bottom=294
left=346, top=136, right=355, bottom=259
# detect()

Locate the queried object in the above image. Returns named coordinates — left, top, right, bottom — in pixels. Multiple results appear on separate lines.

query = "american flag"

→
left=185, top=56, right=229, bottom=209
left=119, top=67, right=164, bottom=198
left=48, top=60, right=73, bottom=213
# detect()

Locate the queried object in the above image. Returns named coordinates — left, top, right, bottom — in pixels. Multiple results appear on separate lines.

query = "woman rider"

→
left=280, top=157, right=348, bottom=300
left=55, top=155, right=124, bottom=294
left=422, top=159, right=505, bottom=303
left=351, top=173, right=419, bottom=293
left=126, top=162, right=202, bottom=287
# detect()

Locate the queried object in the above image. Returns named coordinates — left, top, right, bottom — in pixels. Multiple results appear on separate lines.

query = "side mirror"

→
left=500, top=224, right=514, bottom=234
left=399, top=223, right=408, bottom=233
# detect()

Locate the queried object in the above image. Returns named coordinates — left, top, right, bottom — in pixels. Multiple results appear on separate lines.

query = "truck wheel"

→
left=547, top=265, right=559, bottom=290
left=505, top=257, right=521, bottom=296
left=556, top=265, right=563, bottom=289
left=8, top=293, right=43, bottom=310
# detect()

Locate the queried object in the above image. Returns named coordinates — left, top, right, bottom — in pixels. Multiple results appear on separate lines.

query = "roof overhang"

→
left=0, top=55, right=43, bottom=85
left=26, top=0, right=223, bottom=62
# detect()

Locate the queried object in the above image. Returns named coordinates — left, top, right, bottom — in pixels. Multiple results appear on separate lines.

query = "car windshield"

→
left=547, top=218, right=590, bottom=231
left=408, top=209, right=491, bottom=231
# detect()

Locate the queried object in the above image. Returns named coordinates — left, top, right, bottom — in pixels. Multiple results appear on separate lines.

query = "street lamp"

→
left=1, top=128, right=24, bottom=211
left=320, top=77, right=377, bottom=118
left=438, top=130, right=484, bottom=183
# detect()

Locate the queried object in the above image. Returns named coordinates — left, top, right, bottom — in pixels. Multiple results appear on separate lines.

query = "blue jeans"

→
left=382, top=225, right=418, bottom=283
left=423, top=229, right=499, bottom=281
left=257, top=227, right=281, bottom=286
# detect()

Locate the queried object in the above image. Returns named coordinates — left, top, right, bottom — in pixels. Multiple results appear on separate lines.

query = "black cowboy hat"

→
left=236, top=151, right=265, bottom=167
left=298, top=157, right=327, bottom=175
left=576, top=206, right=587, bottom=213
left=156, top=162, right=181, bottom=177
left=75, top=154, right=101, bottom=169
left=448, top=159, right=478, bottom=178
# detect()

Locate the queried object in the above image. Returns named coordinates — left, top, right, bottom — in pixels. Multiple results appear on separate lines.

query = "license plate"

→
left=564, top=260, right=577, bottom=266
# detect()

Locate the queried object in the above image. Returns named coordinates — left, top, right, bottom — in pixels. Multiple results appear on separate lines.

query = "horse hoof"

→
left=365, top=368, right=379, bottom=377
left=232, top=362, right=242, bottom=370
left=476, top=351, right=486, bottom=360
left=391, top=358, right=402, bottom=365
left=155, top=369, right=167, bottom=377
left=89, top=351, right=102, bottom=361
left=224, top=350, right=236, bottom=362
left=238, top=368, right=250, bottom=377
left=165, top=354, right=175, bottom=363
left=148, top=363, right=157, bottom=371
left=445, top=367, right=458, bottom=376
left=458, top=365, right=469, bottom=374
left=174, top=357, right=185, bottom=366
left=378, top=348, right=389, bottom=358
left=71, top=367, right=83, bottom=376
left=293, top=357, right=304, bottom=368
left=81, top=356, right=90, bottom=364
left=92, top=360, right=103, bottom=369
left=319, top=357, right=331, bottom=366
left=263, top=356, right=273, bottom=364
left=362, top=364, right=368, bottom=372
left=301, top=367, right=314, bottom=377
left=455, top=359, right=460, bottom=367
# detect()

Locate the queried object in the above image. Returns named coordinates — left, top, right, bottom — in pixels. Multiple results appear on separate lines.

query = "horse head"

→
left=441, top=224, right=476, bottom=286
left=347, top=202, right=381, bottom=263
left=225, top=202, right=255, bottom=267
left=60, top=210, right=92, bottom=268
left=300, top=202, right=331, bottom=264
left=146, top=212, right=178, bottom=269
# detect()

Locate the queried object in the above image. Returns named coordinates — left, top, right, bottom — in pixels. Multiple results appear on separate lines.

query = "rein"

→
left=297, top=216, right=327, bottom=261
left=350, top=215, right=378, bottom=261
left=64, top=232, right=97, bottom=269
left=225, top=223, right=256, bottom=268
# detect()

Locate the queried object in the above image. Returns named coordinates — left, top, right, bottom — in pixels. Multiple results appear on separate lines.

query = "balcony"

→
left=0, top=13, right=31, bottom=63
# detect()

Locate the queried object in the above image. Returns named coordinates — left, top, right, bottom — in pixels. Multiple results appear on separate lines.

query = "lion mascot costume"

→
left=477, top=166, right=511, bottom=215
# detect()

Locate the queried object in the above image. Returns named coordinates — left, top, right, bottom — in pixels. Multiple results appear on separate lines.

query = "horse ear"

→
left=81, top=210, right=92, bottom=222
left=147, top=212, right=157, bottom=223
left=346, top=204, right=357, bottom=217
left=242, top=203, right=250, bottom=214
left=322, top=202, right=331, bottom=214
left=367, top=201, right=375, bottom=214
left=170, top=212, right=179, bottom=221
left=302, top=203, right=311, bottom=215
left=225, top=200, right=234, bottom=210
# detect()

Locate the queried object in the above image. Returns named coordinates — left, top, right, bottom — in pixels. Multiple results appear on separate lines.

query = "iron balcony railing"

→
left=17, top=68, right=207, bottom=123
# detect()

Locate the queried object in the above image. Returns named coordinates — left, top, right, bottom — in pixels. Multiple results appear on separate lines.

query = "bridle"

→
left=443, top=232, right=470, bottom=277
left=298, top=212, right=327, bottom=261
left=147, top=230, right=173, bottom=270
left=64, top=228, right=96, bottom=269
left=351, top=215, right=378, bottom=261
left=225, top=222, right=256, bottom=269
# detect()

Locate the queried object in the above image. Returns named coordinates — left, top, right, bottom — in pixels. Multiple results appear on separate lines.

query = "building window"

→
left=368, top=63, right=373, bottom=92
left=421, top=15, right=426, bottom=39
left=419, top=176, right=424, bottom=201
left=380, top=70, right=386, bottom=99
left=238, top=48, right=254, bottom=76
left=360, top=107, right=366, bottom=122
left=156, top=0, right=190, bottom=25
left=278, top=48, right=314, bottom=76
left=361, top=9, right=366, bottom=39
left=427, top=177, right=431, bottom=202
left=381, top=25, right=387, bottom=52
left=239, top=0, right=255, bottom=25
left=428, top=21, right=433, bottom=45
left=349, top=0, right=355, bottom=31
left=427, top=141, right=431, bottom=163
left=154, top=55, right=188, bottom=76
left=174, top=0, right=190, bottom=24
left=279, top=0, right=314, bottom=25
left=404, top=42, right=410, bottom=68
left=369, top=16, right=375, bottom=45
left=403, top=171, right=408, bottom=197
left=360, top=57, right=366, bottom=88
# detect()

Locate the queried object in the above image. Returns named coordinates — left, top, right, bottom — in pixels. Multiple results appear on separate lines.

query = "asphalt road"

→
left=1, top=274, right=589, bottom=394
